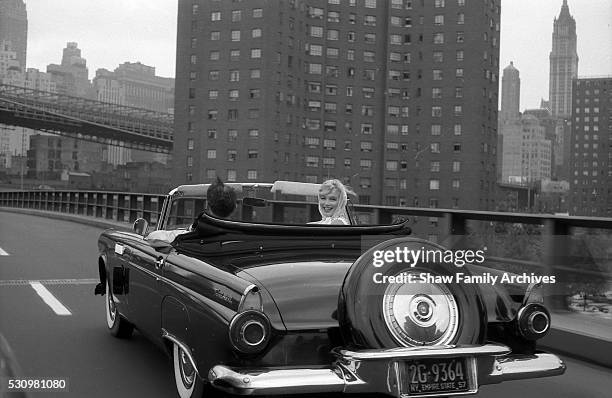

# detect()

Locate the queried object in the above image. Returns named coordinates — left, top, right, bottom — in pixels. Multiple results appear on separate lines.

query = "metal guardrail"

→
left=4, top=189, right=612, bottom=229
left=0, top=190, right=166, bottom=226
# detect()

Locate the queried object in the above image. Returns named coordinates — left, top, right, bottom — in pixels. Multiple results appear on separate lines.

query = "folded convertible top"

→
left=193, top=211, right=412, bottom=237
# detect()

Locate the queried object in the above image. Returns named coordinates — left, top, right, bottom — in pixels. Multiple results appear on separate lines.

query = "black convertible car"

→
left=95, top=182, right=565, bottom=398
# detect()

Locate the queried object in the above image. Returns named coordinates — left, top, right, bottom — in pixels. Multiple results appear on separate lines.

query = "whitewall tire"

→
left=105, top=281, right=133, bottom=338
left=173, top=342, right=204, bottom=398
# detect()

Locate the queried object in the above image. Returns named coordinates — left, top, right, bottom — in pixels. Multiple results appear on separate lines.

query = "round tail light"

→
left=517, top=303, right=551, bottom=340
left=229, top=310, right=271, bottom=354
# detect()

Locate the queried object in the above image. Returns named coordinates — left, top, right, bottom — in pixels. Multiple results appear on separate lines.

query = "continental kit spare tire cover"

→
left=338, top=237, right=487, bottom=348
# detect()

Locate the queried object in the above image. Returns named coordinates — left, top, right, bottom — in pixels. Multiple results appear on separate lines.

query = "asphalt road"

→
left=0, top=211, right=610, bottom=398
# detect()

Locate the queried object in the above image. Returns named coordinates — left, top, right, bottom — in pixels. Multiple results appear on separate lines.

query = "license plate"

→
left=397, top=357, right=476, bottom=397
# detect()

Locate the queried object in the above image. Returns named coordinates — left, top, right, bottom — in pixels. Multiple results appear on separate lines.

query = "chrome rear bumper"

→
left=208, top=343, right=565, bottom=396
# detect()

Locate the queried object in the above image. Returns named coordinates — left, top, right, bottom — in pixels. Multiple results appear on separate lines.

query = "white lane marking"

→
left=0, top=278, right=98, bottom=287
left=0, top=247, right=8, bottom=256
left=30, top=282, right=72, bottom=316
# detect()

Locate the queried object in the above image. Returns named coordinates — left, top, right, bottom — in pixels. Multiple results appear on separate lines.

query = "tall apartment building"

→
left=549, top=0, right=577, bottom=118
left=0, top=0, right=27, bottom=71
left=174, top=0, right=500, bottom=210
left=569, top=77, right=612, bottom=216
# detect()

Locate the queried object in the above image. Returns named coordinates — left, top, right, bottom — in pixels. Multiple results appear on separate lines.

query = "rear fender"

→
left=161, top=296, right=190, bottom=347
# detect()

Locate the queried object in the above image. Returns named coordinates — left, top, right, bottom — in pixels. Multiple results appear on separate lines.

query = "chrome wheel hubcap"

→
left=383, top=271, right=459, bottom=346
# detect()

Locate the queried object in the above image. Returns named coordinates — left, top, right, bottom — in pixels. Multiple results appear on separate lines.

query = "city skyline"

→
left=23, top=0, right=612, bottom=112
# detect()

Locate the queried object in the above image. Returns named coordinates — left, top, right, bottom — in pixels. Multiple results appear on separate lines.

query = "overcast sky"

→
left=25, top=0, right=611, bottom=111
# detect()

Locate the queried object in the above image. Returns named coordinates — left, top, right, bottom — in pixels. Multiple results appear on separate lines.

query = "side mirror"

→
left=133, top=218, right=149, bottom=237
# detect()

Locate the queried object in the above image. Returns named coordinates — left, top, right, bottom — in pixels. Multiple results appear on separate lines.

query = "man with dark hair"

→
left=147, top=178, right=237, bottom=246
left=206, top=177, right=237, bottom=218
left=188, top=177, right=237, bottom=232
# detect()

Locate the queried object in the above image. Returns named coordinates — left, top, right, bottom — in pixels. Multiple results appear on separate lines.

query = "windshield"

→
left=160, top=181, right=396, bottom=228
left=166, top=198, right=206, bottom=230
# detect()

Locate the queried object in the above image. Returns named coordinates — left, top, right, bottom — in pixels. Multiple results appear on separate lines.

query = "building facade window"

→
left=386, top=161, right=398, bottom=171
left=310, top=26, right=323, bottom=37
left=360, top=159, right=372, bottom=169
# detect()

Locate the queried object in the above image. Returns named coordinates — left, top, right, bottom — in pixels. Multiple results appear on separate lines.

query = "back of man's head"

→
left=206, top=177, right=237, bottom=218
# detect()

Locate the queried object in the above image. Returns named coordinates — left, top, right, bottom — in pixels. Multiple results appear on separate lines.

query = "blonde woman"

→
left=313, top=179, right=350, bottom=225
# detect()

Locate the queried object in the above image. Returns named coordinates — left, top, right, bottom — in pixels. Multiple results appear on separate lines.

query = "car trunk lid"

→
left=238, top=260, right=352, bottom=330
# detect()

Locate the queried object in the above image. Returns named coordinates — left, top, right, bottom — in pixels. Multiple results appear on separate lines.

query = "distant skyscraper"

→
left=0, top=39, right=20, bottom=77
left=0, top=0, right=27, bottom=71
left=0, top=40, right=56, bottom=171
left=549, top=0, right=578, bottom=118
left=523, top=107, right=566, bottom=181
left=500, top=114, right=551, bottom=186
left=47, top=42, right=94, bottom=98
left=500, top=61, right=520, bottom=124
left=93, top=62, right=174, bottom=113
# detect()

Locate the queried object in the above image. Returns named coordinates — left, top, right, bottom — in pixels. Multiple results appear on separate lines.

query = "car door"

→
left=124, top=237, right=168, bottom=340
